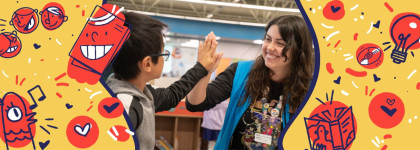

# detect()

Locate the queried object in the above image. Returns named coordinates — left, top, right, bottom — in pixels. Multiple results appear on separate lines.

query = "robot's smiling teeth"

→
left=6, top=46, right=18, bottom=53
left=23, top=17, right=35, bottom=31
left=80, top=45, right=113, bottom=60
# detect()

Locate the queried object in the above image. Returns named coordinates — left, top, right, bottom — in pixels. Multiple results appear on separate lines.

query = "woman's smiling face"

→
left=262, top=25, right=291, bottom=73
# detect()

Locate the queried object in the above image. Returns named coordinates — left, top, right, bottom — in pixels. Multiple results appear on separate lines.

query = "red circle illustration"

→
left=11, top=7, right=39, bottom=34
left=0, top=31, right=22, bottom=58
left=98, top=97, right=124, bottom=118
left=307, top=101, right=356, bottom=150
left=369, top=92, right=405, bottom=129
left=66, top=116, right=99, bottom=148
left=109, top=125, right=131, bottom=142
left=40, top=2, right=67, bottom=30
left=323, top=0, right=345, bottom=20
left=0, top=33, right=10, bottom=55
left=356, top=43, right=384, bottom=69
left=390, top=12, right=420, bottom=50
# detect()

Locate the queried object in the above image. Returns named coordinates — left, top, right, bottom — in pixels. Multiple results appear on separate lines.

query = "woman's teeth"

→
left=267, top=53, right=279, bottom=59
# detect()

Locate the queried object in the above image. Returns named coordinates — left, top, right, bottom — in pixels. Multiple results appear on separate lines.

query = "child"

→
left=106, top=11, right=222, bottom=150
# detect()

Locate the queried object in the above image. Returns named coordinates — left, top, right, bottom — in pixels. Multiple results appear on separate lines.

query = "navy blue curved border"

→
left=100, top=0, right=138, bottom=149
left=101, top=79, right=140, bottom=150
left=278, top=0, right=320, bottom=149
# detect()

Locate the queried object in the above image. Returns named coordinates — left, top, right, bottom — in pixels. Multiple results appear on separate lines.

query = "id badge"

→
left=254, top=133, right=272, bottom=145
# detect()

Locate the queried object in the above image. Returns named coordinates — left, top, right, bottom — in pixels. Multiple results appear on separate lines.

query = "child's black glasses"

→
left=149, top=50, right=170, bottom=61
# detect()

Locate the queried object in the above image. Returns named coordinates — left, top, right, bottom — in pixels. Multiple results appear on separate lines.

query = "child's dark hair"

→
left=112, top=11, right=167, bottom=80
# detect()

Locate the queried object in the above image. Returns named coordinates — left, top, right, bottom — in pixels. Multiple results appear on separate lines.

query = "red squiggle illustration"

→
left=326, top=62, right=334, bottom=74
left=381, top=145, right=388, bottom=150
left=346, top=68, right=367, bottom=77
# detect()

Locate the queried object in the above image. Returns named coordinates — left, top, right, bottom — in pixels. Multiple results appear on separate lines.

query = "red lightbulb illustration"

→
left=390, top=12, right=420, bottom=64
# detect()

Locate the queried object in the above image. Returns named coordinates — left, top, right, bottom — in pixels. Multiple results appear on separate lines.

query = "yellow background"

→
left=0, top=0, right=135, bottom=149
left=284, top=0, right=420, bottom=149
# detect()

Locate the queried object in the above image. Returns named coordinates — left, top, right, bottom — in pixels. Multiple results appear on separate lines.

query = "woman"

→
left=186, top=15, right=314, bottom=149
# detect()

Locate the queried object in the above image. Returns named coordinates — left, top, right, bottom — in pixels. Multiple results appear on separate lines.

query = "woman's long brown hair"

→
left=240, top=15, right=314, bottom=113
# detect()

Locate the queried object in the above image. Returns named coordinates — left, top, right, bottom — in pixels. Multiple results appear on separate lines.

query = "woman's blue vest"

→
left=214, top=60, right=290, bottom=149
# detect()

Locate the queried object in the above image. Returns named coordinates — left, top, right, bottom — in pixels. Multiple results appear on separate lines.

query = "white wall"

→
left=216, top=41, right=262, bottom=61
left=161, top=38, right=261, bottom=77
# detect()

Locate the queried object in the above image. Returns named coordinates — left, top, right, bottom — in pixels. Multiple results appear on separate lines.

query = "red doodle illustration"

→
left=313, top=125, right=333, bottom=150
left=0, top=92, right=37, bottom=149
left=10, top=7, right=39, bottom=34
left=108, top=125, right=131, bottom=142
left=323, top=0, right=345, bottom=20
left=390, top=12, right=420, bottom=64
left=98, top=97, right=124, bottom=118
left=305, top=101, right=356, bottom=150
left=0, top=31, right=22, bottom=58
left=67, top=4, right=131, bottom=85
left=326, top=62, right=334, bottom=74
left=66, top=116, right=99, bottom=148
left=0, top=34, right=9, bottom=55
left=39, top=2, right=68, bottom=30
left=356, top=43, right=384, bottom=69
left=345, top=68, right=367, bottom=77
left=369, top=92, right=405, bottom=129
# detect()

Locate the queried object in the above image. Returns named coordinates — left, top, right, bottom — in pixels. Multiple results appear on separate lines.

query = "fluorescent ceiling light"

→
left=132, top=10, right=266, bottom=27
left=157, top=13, right=185, bottom=19
left=133, top=10, right=155, bottom=15
left=185, top=16, right=211, bottom=22
left=174, top=0, right=300, bottom=13
left=239, top=22, right=265, bottom=27
left=205, top=1, right=241, bottom=7
left=211, top=19, right=238, bottom=24
left=241, top=5, right=277, bottom=11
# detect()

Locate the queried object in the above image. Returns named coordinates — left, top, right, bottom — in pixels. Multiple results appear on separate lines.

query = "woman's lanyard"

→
left=281, top=97, right=290, bottom=128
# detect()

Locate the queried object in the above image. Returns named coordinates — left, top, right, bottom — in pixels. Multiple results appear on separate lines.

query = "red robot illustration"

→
left=10, top=7, right=39, bottom=34
left=67, top=4, right=131, bottom=85
left=0, top=31, right=22, bottom=58
left=0, top=92, right=37, bottom=149
left=39, top=2, right=68, bottom=30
